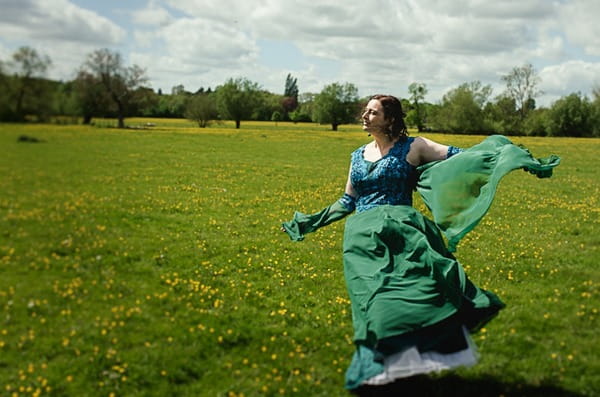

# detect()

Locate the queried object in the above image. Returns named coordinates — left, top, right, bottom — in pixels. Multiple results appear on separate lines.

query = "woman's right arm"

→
left=281, top=165, right=356, bottom=241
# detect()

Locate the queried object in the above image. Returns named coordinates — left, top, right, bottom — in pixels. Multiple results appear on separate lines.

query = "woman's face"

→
left=362, top=99, right=390, bottom=134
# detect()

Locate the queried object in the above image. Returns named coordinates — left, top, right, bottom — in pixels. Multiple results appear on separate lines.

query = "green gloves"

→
left=282, top=193, right=356, bottom=241
left=522, top=152, right=561, bottom=178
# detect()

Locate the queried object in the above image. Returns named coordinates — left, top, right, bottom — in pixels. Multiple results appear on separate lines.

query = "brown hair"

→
left=369, top=94, right=408, bottom=140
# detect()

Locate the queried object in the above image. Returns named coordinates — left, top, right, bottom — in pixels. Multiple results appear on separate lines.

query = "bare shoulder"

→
left=413, top=136, right=441, bottom=147
left=408, top=136, right=449, bottom=165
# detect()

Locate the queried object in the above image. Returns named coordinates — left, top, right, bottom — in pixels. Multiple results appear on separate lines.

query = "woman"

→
left=282, top=94, right=559, bottom=390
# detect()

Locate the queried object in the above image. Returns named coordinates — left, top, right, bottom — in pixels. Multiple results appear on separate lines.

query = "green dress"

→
left=282, top=135, right=560, bottom=389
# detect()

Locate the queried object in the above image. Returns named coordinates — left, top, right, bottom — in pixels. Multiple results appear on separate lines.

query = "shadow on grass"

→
left=351, top=374, right=583, bottom=397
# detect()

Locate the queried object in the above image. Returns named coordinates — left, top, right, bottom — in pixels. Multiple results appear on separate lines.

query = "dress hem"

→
left=361, top=327, right=478, bottom=386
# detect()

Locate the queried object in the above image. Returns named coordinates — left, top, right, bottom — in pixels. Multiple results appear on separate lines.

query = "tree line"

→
left=1, top=46, right=599, bottom=137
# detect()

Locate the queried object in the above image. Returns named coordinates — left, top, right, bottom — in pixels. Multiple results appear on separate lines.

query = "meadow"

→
left=0, top=119, right=598, bottom=396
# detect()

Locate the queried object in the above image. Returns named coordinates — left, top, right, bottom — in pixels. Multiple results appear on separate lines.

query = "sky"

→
left=1, top=0, right=599, bottom=107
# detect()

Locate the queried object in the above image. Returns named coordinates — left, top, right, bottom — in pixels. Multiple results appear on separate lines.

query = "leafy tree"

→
left=429, top=81, right=491, bottom=133
left=253, top=91, right=284, bottom=121
left=288, top=92, right=316, bottom=123
left=501, top=63, right=541, bottom=120
left=313, top=82, right=359, bottom=131
left=284, top=73, right=299, bottom=98
left=0, top=46, right=53, bottom=121
left=171, top=84, right=187, bottom=96
left=135, top=87, right=158, bottom=117
left=0, top=60, right=10, bottom=120
left=52, top=81, right=80, bottom=119
left=12, top=47, right=52, bottom=120
left=271, top=110, right=282, bottom=125
left=466, top=80, right=493, bottom=108
left=483, top=94, right=521, bottom=135
left=145, top=93, right=187, bottom=118
left=522, top=108, right=550, bottom=136
left=593, top=86, right=600, bottom=137
left=73, top=70, right=111, bottom=124
left=184, top=93, right=218, bottom=128
left=158, top=84, right=192, bottom=117
left=282, top=73, right=299, bottom=115
left=404, top=109, right=419, bottom=130
left=168, top=93, right=190, bottom=117
left=215, top=77, right=262, bottom=128
left=281, top=96, right=298, bottom=117
left=546, top=92, right=594, bottom=137
left=289, top=109, right=312, bottom=123
left=408, top=82, right=428, bottom=131
left=78, top=48, right=150, bottom=128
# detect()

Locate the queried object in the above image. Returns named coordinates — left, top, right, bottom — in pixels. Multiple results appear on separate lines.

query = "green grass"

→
left=0, top=120, right=598, bottom=396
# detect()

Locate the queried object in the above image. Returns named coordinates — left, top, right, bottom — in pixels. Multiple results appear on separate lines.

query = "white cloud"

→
left=531, top=29, right=566, bottom=61
left=428, top=0, right=555, bottom=19
left=0, top=0, right=127, bottom=81
left=130, top=15, right=260, bottom=91
left=132, top=0, right=174, bottom=27
left=0, top=0, right=125, bottom=45
left=560, top=0, right=600, bottom=56
left=539, top=60, right=600, bottom=104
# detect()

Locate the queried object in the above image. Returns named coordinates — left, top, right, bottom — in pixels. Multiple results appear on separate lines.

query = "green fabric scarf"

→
left=416, top=135, right=560, bottom=252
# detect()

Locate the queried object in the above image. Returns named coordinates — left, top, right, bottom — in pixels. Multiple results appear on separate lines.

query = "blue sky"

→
left=1, top=0, right=599, bottom=106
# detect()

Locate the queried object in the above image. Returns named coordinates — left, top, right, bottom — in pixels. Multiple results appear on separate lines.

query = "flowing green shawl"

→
left=417, top=135, right=560, bottom=252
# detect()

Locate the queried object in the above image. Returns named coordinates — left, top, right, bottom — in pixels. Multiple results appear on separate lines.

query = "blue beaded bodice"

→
left=350, top=137, right=417, bottom=212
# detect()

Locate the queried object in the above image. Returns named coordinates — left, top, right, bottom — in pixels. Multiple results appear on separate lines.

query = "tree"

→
left=13, top=47, right=52, bottom=120
left=546, top=92, right=594, bottom=137
left=73, top=70, right=111, bottom=124
left=408, top=82, right=428, bottom=131
left=167, top=87, right=191, bottom=117
left=52, top=80, right=80, bottom=119
left=483, top=94, right=521, bottom=135
left=252, top=91, right=284, bottom=121
left=78, top=49, right=149, bottom=128
left=593, top=85, right=600, bottom=137
left=282, top=73, right=299, bottom=115
left=184, top=93, right=218, bottom=128
left=0, top=46, right=53, bottom=121
left=0, top=60, right=9, bottom=120
left=284, top=73, right=299, bottom=98
left=465, top=80, right=492, bottom=108
left=281, top=96, right=298, bottom=117
left=593, top=85, right=600, bottom=101
left=215, top=77, right=262, bottom=129
left=501, top=63, right=541, bottom=120
left=522, top=108, right=550, bottom=136
left=271, top=110, right=282, bottom=126
left=429, top=81, right=492, bottom=133
left=288, top=92, right=316, bottom=123
left=313, top=82, right=359, bottom=131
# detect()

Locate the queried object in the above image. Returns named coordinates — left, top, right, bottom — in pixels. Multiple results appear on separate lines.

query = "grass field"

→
left=0, top=120, right=598, bottom=396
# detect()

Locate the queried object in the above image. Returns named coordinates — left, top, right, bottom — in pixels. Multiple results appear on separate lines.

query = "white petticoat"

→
left=362, top=327, right=478, bottom=386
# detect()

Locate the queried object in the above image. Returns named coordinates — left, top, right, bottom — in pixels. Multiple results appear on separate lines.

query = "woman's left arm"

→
left=408, top=137, right=459, bottom=166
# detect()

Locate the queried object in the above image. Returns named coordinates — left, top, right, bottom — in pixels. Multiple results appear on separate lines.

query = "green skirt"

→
left=343, top=205, right=504, bottom=389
